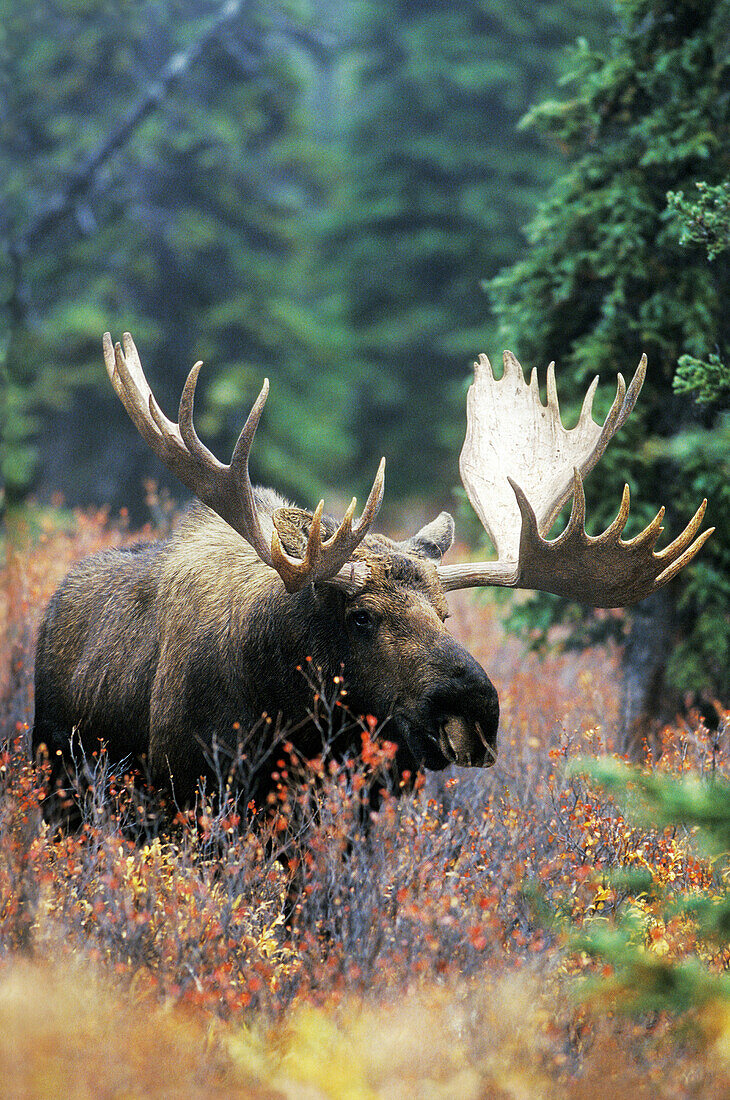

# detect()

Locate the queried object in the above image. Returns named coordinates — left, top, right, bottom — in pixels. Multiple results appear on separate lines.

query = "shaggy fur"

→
left=33, top=492, right=499, bottom=815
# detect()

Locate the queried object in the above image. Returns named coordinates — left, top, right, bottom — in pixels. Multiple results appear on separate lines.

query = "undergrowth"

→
left=1, top=504, right=728, bottom=1098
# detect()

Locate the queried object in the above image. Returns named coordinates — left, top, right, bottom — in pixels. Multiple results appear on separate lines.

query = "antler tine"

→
left=178, top=361, right=219, bottom=466
left=104, top=333, right=160, bottom=449
left=561, top=469, right=586, bottom=541
left=117, top=338, right=196, bottom=484
left=579, top=375, right=600, bottom=422
left=271, top=500, right=325, bottom=592
left=356, top=455, right=387, bottom=531
left=546, top=361, right=560, bottom=419
left=600, top=483, right=631, bottom=540
left=602, top=371, right=626, bottom=440
left=654, top=518, right=714, bottom=588
left=223, top=377, right=276, bottom=566
left=230, top=377, right=271, bottom=468
left=655, top=498, right=707, bottom=561
left=270, top=457, right=386, bottom=594
left=624, top=502, right=665, bottom=552
left=615, top=352, right=647, bottom=432
left=441, top=350, right=712, bottom=605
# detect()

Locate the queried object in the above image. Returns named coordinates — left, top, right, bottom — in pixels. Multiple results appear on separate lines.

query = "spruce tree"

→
left=321, top=0, right=614, bottom=497
left=489, top=0, right=730, bottom=735
left=0, top=0, right=350, bottom=512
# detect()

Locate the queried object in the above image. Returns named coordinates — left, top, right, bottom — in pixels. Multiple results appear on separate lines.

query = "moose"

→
left=32, top=333, right=712, bottom=817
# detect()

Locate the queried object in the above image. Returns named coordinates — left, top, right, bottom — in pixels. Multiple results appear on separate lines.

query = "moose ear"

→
left=401, top=512, right=455, bottom=561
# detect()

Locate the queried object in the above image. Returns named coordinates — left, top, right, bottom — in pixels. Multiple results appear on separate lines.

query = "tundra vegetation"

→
left=2, top=505, right=729, bottom=1097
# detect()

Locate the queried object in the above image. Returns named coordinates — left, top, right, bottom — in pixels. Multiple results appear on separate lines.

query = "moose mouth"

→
left=393, top=711, right=498, bottom=772
left=437, top=718, right=497, bottom=769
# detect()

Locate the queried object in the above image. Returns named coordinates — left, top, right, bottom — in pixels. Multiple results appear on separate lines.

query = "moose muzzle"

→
left=398, top=639, right=499, bottom=771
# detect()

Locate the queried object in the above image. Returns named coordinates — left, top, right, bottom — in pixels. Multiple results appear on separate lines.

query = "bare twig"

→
left=12, top=0, right=252, bottom=260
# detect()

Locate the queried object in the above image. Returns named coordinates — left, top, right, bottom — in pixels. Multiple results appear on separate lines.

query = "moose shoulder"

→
left=32, top=334, right=712, bottom=816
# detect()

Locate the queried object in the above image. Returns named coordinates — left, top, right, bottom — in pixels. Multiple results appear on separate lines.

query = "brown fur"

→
left=32, top=492, right=499, bottom=817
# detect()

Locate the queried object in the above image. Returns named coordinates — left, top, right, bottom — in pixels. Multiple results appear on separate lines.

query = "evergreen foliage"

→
left=489, top=0, right=730, bottom=713
left=321, top=0, right=614, bottom=496
left=667, top=181, right=730, bottom=264
left=668, top=181, right=730, bottom=405
left=0, top=0, right=350, bottom=512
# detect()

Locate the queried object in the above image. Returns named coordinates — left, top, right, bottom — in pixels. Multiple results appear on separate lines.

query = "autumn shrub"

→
left=1, top=504, right=729, bottom=1095
left=566, top=742, right=730, bottom=1018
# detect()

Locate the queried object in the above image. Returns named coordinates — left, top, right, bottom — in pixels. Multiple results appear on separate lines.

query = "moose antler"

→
left=103, top=332, right=385, bottom=594
left=438, top=352, right=713, bottom=606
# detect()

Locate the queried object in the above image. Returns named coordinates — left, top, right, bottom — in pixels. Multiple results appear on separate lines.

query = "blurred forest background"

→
left=1, top=0, right=728, bottom=732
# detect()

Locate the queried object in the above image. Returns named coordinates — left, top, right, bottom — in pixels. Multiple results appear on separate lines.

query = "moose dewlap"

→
left=32, top=334, right=712, bottom=815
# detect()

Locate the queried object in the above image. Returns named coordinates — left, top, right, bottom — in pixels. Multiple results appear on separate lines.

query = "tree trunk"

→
left=619, top=590, right=674, bottom=758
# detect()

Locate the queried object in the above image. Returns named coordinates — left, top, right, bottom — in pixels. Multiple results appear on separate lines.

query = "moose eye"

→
left=350, top=608, right=374, bottom=634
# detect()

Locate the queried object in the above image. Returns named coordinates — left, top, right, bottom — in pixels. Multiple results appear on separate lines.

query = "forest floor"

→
left=1, top=506, right=728, bottom=1098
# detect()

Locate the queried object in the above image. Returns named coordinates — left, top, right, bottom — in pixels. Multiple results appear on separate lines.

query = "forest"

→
left=1, top=0, right=729, bottom=1094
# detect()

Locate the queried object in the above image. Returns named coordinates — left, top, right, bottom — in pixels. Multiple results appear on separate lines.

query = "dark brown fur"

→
left=32, top=492, right=499, bottom=815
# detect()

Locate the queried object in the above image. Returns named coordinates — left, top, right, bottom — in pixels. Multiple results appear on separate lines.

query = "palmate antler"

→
left=438, top=352, right=713, bottom=607
left=103, top=333, right=385, bottom=594
left=104, top=333, right=710, bottom=608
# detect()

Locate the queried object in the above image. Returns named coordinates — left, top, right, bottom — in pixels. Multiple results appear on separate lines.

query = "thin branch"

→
left=14, top=0, right=251, bottom=258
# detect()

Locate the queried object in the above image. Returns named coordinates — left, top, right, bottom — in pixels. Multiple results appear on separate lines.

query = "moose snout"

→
left=425, top=640, right=499, bottom=768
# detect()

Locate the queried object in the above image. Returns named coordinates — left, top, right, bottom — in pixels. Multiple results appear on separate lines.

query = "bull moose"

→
left=32, top=333, right=712, bottom=816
